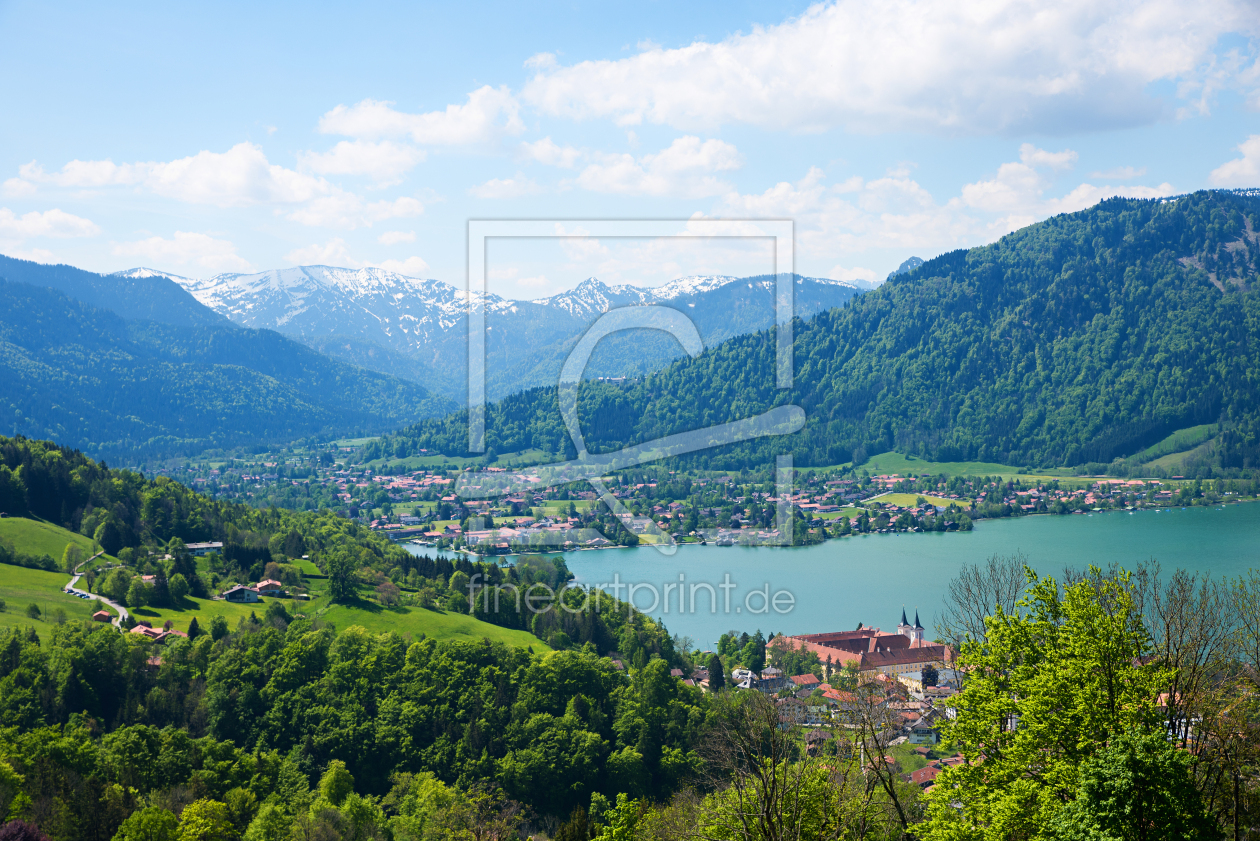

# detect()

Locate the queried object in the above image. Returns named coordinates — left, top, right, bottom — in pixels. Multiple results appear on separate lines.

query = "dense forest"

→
left=0, top=435, right=721, bottom=839
left=0, top=622, right=707, bottom=839
left=364, top=191, right=1260, bottom=472
left=0, top=280, right=453, bottom=461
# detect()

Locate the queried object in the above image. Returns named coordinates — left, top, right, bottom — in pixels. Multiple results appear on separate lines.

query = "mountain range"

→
left=362, top=190, right=1260, bottom=473
left=116, top=267, right=864, bottom=401
left=0, top=256, right=454, bottom=460
left=0, top=250, right=871, bottom=460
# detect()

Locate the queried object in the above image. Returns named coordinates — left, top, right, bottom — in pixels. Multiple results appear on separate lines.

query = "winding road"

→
left=64, top=553, right=129, bottom=628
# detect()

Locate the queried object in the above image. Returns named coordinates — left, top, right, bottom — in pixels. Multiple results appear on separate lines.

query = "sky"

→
left=1, top=0, right=1258, bottom=299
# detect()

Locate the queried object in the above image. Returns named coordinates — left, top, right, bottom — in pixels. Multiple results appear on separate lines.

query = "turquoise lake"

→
left=544, top=504, right=1260, bottom=648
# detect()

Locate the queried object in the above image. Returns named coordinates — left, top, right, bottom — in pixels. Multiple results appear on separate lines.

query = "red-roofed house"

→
left=908, top=764, right=943, bottom=789
left=254, top=579, right=284, bottom=596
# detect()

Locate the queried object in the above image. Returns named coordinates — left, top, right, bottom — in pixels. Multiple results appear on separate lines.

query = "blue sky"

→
left=1, top=0, right=1258, bottom=298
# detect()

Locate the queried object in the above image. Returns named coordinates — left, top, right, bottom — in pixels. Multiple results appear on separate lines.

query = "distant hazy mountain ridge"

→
left=0, top=263, right=454, bottom=460
left=118, top=267, right=864, bottom=401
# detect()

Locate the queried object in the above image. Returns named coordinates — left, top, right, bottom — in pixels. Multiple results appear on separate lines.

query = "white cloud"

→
left=112, top=231, right=253, bottom=273
left=517, top=274, right=552, bottom=290
left=370, top=256, right=431, bottom=276
left=469, top=174, right=540, bottom=199
left=13, top=143, right=330, bottom=208
left=1, top=177, right=37, bottom=198
left=575, top=136, right=742, bottom=197
left=524, top=52, right=558, bottom=71
left=286, top=194, right=424, bottom=229
left=523, top=0, right=1258, bottom=134
left=285, top=238, right=357, bottom=266
left=144, top=144, right=330, bottom=206
left=828, top=265, right=880, bottom=283
left=6, top=247, right=58, bottom=263
left=1090, top=165, right=1146, bottom=179
left=1019, top=143, right=1078, bottom=170
left=318, top=86, right=524, bottom=145
left=960, top=160, right=1055, bottom=213
left=714, top=146, right=1178, bottom=266
left=554, top=223, right=612, bottom=262
left=8, top=144, right=426, bottom=230
left=378, top=230, right=416, bottom=245
left=1041, top=181, right=1178, bottom=216
left=520, top=137, right=582, bottom=168
left=299, top=140, right=426, bottom=184
left=1209, top=135, right=1260, bottom=186
left=958, top=144, right=1175, bottom=230
left=0, top=207, right=100, bottom=240
left=285, top=238, right=429, bottom=275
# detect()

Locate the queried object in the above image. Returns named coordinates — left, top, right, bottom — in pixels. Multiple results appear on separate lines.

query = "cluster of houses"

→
left=222, top=578, right=285, bottom=603
left=128, top=620, right=188, bottom=644
left=669, top=612, right=963, bottom=789
left=773, top=611, right=956, bottom=679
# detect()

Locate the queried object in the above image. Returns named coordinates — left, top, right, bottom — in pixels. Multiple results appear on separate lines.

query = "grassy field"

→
left=1147, top=438, right=1216, bottom=472
left=293, top=557, right=322, bottom=576
left=858, top=452, right=1034, bottom=479
left=869, top=492, right=968, bottom=507
left=132, top=582, right=550, bottom=650
left=315, top=599, right=550, bottom=649
left=1132, top=424, right=1218, bottom=465
left=0, top=564, right=101, bottom=636
left=364, top=448, right=554, bottom=471
left=532, top=501, right=597, bottom=517
left=0, top=517, right=117, bottom=565
left=1141, top=426, right=1219, bottom=473
left=889, top=742, right=930, bottom=773
left=0, top=514, right=549, bottom=650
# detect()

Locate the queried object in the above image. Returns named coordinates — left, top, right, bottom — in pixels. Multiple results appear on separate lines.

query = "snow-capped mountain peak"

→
left=108, top=264, right=867, bottom=401
left=652, top=274, right=742, bottom=299
left=113, top=267, right=196, bottom=283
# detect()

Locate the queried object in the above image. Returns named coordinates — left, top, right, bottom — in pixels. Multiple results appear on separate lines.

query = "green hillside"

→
left=0, top=565, right=99, bottom=636
left=365, top=191, right=1260, bottom=473
left=0, top=435, right=690, bottom=657
left=0, top=516, right=120, bottom=565
left=129, top=587, right=551, bottom=651
left=0, top=516, right=545, bottom=650
left=0, top=277, right=454, bottom=460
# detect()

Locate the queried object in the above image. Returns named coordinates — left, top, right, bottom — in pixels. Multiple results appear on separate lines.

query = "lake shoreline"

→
left=407, top=497, right=1259, bottom=561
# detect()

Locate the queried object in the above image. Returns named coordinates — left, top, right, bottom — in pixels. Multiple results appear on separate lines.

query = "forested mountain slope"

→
left=0, top=254, right=230, bottom=327
left=364, top=191, right=1260, bottom=470
left=0, top=281, right=453, bottom=460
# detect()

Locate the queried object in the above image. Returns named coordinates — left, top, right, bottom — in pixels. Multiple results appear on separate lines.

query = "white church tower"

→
left=898, top=607, right=926, bottom=643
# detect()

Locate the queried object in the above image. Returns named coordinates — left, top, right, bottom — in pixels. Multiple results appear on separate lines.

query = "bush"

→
left=0, top=820, right=52, bottom=841
left=24, top=603, right=39, bottom=620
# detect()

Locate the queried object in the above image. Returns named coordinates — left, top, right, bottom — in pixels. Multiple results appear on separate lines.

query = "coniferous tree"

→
left=707, top=653, right=725, bottom=692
